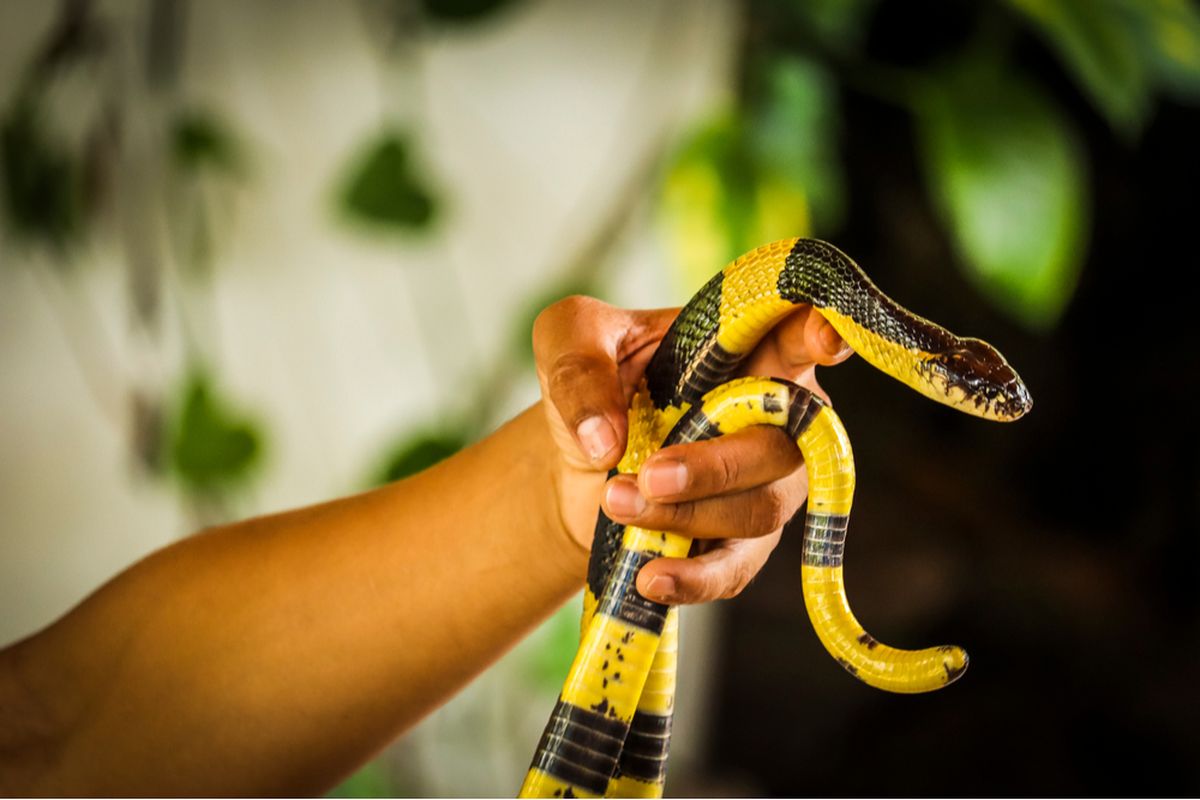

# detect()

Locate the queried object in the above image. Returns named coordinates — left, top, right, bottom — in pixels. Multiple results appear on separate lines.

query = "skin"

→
left=0, top=298, right=849, bottom=796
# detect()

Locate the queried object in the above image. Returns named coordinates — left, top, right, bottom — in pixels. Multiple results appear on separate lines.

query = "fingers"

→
left=635, top=533, right=783, bottom=604
left=637, top=426, right=802, bottom=503
left=598, top=423, right=809, bottom=605
left=599, top=426, right=808, bottom=539
left=745, top=306, right=854, bottom=381
left=532, top=297, right=677, bottom=469
left=545, top=350, right=626, bottom=466
left=602, top=472, right=806, bottom=541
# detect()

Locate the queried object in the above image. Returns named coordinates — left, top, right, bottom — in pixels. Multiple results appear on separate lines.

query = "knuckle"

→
left=746, top=484, right=790, bottom=536
left=687, top=571, right=720, bottom=604
left=665, top=500, right=695, bottom=531
left=711, top=445, right=741, bottom=491
left=547, top=353, right=598, bottom=402
left=722, top=561, right=756, bottom=599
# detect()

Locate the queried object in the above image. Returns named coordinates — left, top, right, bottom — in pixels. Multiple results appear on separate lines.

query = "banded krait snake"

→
left=519, top=238, right=1032, bottom=797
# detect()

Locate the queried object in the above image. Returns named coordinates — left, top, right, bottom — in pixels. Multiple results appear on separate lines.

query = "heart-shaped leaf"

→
left=338, top=131, right=438, bottom=231
left=168, top=371, right=263, bottom=493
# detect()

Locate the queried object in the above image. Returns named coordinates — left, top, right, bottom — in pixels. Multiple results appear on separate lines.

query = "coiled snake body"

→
left=519, top=238, right=1032, bottom=798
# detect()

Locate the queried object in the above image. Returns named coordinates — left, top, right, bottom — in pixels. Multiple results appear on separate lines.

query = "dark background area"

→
left=711, top=3, right=1200, bottom=795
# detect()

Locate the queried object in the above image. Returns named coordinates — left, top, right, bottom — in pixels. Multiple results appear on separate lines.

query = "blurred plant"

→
left=338, top=130, right=439, bottom=232
left=916, top=61, right=1087, bottom=329
left=0, top=0, right=266, bottom=525
left=658, top=0, right=1200, bottom=329
left=1006, top=0, right=1200, bottom=138
left=166, top=369, right=263, bottom=521
left=373, top=429, right=467, bottom=484
left=0, top=99, right=87, bottom=250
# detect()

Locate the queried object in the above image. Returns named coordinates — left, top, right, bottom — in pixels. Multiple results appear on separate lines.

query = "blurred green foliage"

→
left=750, top=55, right=844, bottom=232
left=338, top=131, right=438, bottom=232
left=661, top=112, right=812, bottom=293
left=522, top=602, right=584, bottom=692
left=658, top=0, right=1200, bottom=327
left=0, top=100, right=85, bottom=250
left=420, top=0, right=518, bottom=24
left=1007, top=0, right=1200, bottom=136
left=166, top=370, right=263, bottom=495
left=171, top=110, right=244, bottom=176
left=917, top=64, right=1087, bottom=329
left=375, top=431, right=467, bottom=485
left=328, top=760, right=396, bottom=798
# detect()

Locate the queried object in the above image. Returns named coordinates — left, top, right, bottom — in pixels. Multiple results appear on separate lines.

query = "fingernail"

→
left=605, top=478, right=646, bottom=518
left=577, top=416, right=617, bottom=462
left=644, top=460, right=688, bottom=498
left=645, top=575, right=677, bottom=601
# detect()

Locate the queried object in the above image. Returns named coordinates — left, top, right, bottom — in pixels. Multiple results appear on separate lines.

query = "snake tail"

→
left=795, top=394, right=969, bottom=692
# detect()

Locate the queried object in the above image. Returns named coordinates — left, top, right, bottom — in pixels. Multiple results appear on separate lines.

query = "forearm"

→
left=1, top=405, right=588, bottom=795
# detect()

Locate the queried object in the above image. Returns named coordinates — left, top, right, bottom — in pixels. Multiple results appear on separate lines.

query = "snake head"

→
left=924, top=339, right=1032, bottom=421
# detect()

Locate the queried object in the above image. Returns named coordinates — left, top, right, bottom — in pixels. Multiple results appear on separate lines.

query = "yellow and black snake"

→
left=519, top=238, right=1031, bottom=798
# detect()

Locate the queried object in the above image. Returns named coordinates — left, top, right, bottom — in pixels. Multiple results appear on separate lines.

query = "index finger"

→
left=532, top=297, right=677, bottom=466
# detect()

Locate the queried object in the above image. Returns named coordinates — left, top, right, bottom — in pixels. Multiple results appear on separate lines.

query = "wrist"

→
left=511, top=405, right=592, bottom=577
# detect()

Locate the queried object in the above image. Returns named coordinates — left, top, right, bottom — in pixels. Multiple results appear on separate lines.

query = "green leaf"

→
left=167, top=371, right=263, bottom=493
left=171, top=110, right=243, bottom=176
left=375, top=431, right=466, bottom=485
left=0, top=100, right=84, bottom=249
left=420, top=0, right=518, bottom=23
left=748, top=54, right=844, bottom=231
left=917, top=66, right=1088, bottom=330
left=1006, top=0, right=1152, bottom=136
left=338, top=131, right=438, bottom=232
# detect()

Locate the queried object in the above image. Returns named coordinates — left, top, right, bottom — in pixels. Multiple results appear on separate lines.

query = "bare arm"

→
left=0, top=298, right=848, bottom=796
left=1, top=406, right=581, bottom=795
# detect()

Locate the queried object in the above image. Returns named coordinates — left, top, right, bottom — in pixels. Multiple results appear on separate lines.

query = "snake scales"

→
left=519, top=238, right=1032, bottom=797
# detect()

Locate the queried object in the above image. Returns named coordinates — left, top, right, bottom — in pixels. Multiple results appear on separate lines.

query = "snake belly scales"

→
left=519, top=238, right=1032, bottom=798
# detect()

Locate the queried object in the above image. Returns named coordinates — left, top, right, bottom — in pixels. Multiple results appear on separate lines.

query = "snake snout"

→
left=1006, top=376, right=1034, bottom=417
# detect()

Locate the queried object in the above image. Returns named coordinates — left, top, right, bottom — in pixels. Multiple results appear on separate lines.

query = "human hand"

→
left=532, top=296, right=853, bottom=605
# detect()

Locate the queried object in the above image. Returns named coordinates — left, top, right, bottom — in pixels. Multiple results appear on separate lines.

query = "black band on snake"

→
left=519, top=238, right=1032, bottom=798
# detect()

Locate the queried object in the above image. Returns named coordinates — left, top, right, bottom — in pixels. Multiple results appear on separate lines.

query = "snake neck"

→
left=645, top=238, right=953, bottom=410
left=778, top=239, right=956, bottom=352
left=645, top=269, right=741, bottom=409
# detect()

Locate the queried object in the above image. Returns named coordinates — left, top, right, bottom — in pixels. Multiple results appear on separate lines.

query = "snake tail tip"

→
left=941, top=645, right=969, bottom=685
